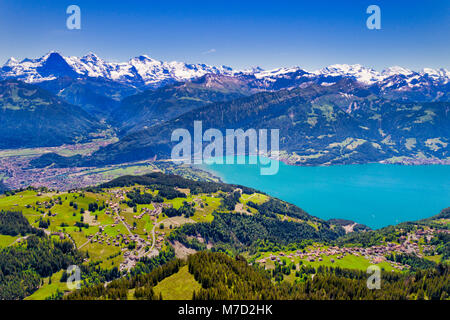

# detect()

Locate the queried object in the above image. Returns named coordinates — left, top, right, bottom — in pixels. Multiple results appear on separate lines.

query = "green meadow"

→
left=152, top=265, right=201, bottom=300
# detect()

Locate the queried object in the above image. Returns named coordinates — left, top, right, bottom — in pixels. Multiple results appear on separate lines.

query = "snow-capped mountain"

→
left=1, top=52, right=449, bottom=100
left=0, top=52, right=234, bottom=88
left=252, top=64, right=449, bottom=86
left=311, top=64, right=383, bottom=84
left=249, top=64, right=449, bottom=101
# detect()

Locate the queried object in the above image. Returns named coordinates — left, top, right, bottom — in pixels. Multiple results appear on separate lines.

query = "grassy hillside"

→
left=152, top=265, right=201, bottom=300
left=0, top=173, right=448, bottom=300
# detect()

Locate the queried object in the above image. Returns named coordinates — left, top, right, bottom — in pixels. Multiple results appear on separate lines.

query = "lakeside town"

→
left=0, top=139, right=118, bottom=190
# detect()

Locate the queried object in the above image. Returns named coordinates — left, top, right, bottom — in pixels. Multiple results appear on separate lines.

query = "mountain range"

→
left=0, top=52, right=448, bottom=166
left=1, top=52, right=234, bottom=88
left=2, top=52, right=449, bottom=95
left=33, top=79, right=447, bottom=168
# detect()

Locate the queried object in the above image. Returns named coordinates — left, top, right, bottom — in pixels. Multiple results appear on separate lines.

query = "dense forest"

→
left=190, top=252, right=279, bottom=299
left=97, top=172, right=258, bottom=195
left=248, top=198, right=324, bottom=222
left=126, top=189, right=163, bottom=206
left=64, top=251, right=450, bottom=300
left=169, top=210, right=343, bottom=253
left=0, top=234, right=86, bottom=299
left=0, top=210, right=41, bottom=236
left=65, top=252, right=181, bottom=300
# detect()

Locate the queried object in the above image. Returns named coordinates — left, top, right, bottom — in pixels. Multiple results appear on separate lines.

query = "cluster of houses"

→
left=69, top=189, right=156, bottom=272
left=102, top=190, right=174, bottom=271
left=134, top=202, right=171, bottom=221
left=88, top=229, right=131, bottom=247
left=119, top=233, right=156, bottom=272
left=153, top=230, right=165, bottom=250
left=108, top=189, right=127, bottom=202
left=256, top=227, right=447, bottom=271
left=121, top=251, right=139, bottom=271
left=119, top=233, right=155, bottom=272
left=1, top=155, right=111, bottom=191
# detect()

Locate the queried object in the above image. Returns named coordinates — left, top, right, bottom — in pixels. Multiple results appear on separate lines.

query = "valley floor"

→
left=0, top=140, right=218, bottom=191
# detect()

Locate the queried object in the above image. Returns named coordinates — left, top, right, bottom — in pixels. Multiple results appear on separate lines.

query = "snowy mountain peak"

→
left=314, top=64, right=382, bottom=84
left=41, top=51, right=65, bottom=62
left=4, top=57, right=18, bottom=66
left=81, top=52, right=102, bottom=62
left=133, top=54, right=154, bottom=61
left=239, top=66, right=264, bottom=74
left=382, top=66, right=413, bottom=77
left=422, top=67, right=450, bottom=78
left=253, top=66, right=305, bottom=79
left=1, top=52, right=449, bottom=91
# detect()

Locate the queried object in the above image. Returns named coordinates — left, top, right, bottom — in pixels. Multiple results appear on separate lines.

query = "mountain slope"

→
left=47, top=79, right=447, bottom=167
left=36, top=77, right=140, bottom=120
left=112, top=74, right=263, bottom=135
left=1, top=172, right=447, bottom=300
left=0, top=80, right=106, bottom=149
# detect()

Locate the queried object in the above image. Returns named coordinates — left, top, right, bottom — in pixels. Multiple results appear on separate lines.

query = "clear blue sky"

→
left=0, top=0, right=448, bottom=70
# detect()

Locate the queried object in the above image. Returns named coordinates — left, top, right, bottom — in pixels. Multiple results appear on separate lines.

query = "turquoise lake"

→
left=201, top=156, right=450, bottom=229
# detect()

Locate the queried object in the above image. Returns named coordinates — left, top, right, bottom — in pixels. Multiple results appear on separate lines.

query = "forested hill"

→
left=66, top=251, right=450, bottom=300
left=33, top=79, right=449, bottom=168
left=0, top=80, right=106, bottom=149
left=96, top=172, right=329, bottom=227
left=111, top=75, right=253, bottom=136
left=97, top=172, right=248, bottom=194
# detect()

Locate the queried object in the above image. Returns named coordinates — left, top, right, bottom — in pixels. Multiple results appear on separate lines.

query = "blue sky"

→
left=0, top=0, right=448, bottom=70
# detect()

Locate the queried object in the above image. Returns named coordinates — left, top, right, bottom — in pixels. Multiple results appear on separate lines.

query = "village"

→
left=96, top=189, right=173, bottom=272
left=256, top=227, right=449, bottom=271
